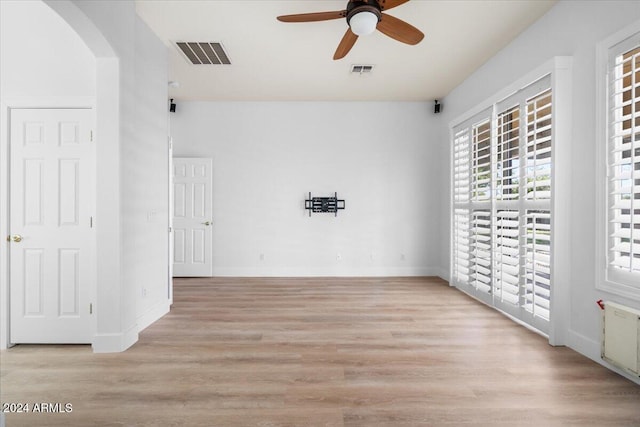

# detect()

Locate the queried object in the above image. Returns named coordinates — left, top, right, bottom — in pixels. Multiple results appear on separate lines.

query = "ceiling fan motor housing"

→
left=346, top=0, right=382, bottom=25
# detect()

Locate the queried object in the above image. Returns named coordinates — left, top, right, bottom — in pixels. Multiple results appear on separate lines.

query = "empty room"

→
left=1, top=0, right=640, bottom=425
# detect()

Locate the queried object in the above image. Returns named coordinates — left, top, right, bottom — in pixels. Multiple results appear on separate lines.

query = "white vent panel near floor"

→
left=602, top=301, right=640, bottom=376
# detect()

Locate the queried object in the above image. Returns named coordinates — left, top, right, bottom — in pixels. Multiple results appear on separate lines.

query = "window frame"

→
left=596, top=21, right=640, bottom=301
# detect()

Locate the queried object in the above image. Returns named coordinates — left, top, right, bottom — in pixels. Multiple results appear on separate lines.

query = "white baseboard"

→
left=137, top=300, right=170, bottom=333
left=92, top=324, right=138, bottom=353
left=92, top=299, right=169, bottom=353
left=567, top=329, right=640, bottom=385
left=210, top=266, right=442, bottom=277
left=567, top=329, right=600, bottom=361
left=433, top=267, right=449, bottom=282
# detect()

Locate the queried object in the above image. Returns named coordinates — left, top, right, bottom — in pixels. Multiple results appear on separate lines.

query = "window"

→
left=598, top=23, right=640, bottom=299
left=451, top=76, right=553, bottom=332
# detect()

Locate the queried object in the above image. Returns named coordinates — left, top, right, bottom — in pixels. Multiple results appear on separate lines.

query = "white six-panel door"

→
left=9, top=108, right=95, bottom=343
left=172, top=158, right=213, bottom=277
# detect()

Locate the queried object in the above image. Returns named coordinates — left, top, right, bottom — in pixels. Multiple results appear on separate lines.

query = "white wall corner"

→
left=137, top=300, right=170, bottom=333
left=549, top=56, right=573, bottom=346
left=434, top=267, right=450, bottom=282
left=0, top=103, right=9, bottom=351
left=92, top=324, right=138, bottom=353
left=567, top=328, right=601, bottom=362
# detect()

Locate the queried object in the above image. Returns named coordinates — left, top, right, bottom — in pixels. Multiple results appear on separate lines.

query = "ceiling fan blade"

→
left=378, top=0, right=411, bottom=12
left=333, top=28, right=358, bottom=60
left=277, top=10, right=346, bottom=23
left=377, top=13, right=424, bottom=45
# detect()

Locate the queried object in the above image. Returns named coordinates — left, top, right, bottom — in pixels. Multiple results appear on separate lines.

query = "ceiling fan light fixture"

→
left=349, top=10, right=379, bottom=36
left=278, top=0, right=423, bottom=60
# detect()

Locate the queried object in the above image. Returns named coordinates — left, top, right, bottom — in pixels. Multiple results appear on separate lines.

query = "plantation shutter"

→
left=452, top=126, right=471, bottom=284
left=495, top=106, right=520, bottom=201
left=493, top=102, right=521, bottom=307
left=522, top=87, right=552, bottom=319
left=470, top=115, right=492, bottom=295
left=472, top=119, right=492, bottom=202
left=493, top=210, right=520, bottom=305
left=452, top=75, right=553, bottom=331
left=525, top=89, right=553, bottom=201
left=471, top=209, right=492, bottom=293
left=607, top=36, right=640, bottom=284
left=524, top=210, right=551, bottom=320
left=453, top=209, right=470, bottom=283
left=452, top=110, right=492, bottom=290
left=453, top=128, right=470, bottom=204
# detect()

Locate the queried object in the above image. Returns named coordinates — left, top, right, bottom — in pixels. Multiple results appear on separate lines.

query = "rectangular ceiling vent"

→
left=176, top=42, right=231, bottom=65
left=351, top=64, right=375, bottom=74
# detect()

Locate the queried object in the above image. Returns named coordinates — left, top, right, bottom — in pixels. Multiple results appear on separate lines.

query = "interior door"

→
left=9, top=108, right=95, bottom=343
left=172, top=158, right=213, bottom=277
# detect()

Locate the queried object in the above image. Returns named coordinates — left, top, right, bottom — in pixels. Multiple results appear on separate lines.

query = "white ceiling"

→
left=135, top=0, right=556, bottom=102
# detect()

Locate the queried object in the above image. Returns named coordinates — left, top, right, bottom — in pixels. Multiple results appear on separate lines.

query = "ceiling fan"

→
left=277, top=0, right=424, bottom=60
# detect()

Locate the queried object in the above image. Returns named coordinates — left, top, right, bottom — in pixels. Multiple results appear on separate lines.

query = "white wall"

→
left=439, top=0, right=640, bottom=374
left=0, top=0, right=95, bottom=97
left=172, top=102, right=443, bottom=277
left=131, top=16, right=170, bottom=330
left=69, top=0, right=170, bottom=346
left=71, top=0, right=138, bottom=349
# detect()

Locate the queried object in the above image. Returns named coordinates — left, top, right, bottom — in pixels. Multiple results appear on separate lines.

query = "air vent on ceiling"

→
left=351, top=64, right=375, bottom=74
left=176, top=42, right=231, bottom=65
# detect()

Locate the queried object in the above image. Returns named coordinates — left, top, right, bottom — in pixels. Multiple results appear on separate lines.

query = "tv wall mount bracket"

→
left=305, top=192, right=345, bottom=217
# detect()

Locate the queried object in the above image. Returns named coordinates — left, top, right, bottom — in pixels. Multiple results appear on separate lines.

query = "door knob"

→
left=202, top=221, right=212, bottom=226
left=6, top=235, right=22, bottom=243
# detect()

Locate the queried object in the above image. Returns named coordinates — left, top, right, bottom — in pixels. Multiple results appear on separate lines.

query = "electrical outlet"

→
left=400, top=253, right=406, bottom=261
left=142, top=288, right=147, bottom=297
left=259, top=253, right=265, bottom=261
left=336, top=253, right=342, bottom=261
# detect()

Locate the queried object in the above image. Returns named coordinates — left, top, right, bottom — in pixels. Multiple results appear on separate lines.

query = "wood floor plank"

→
left=1, top=277, right=639, bottom=426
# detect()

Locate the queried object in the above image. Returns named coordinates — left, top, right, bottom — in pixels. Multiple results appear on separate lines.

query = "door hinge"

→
left=168, top=226, right=172, bottom=233
left=89, top=303, right=93, bottom=314
left=90, top=216, right=93, bottom=228
left=90, top=130, right=94, bottom=142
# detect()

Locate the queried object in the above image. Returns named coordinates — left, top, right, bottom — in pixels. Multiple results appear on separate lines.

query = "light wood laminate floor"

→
left=1, top=277, right=639, bottom=426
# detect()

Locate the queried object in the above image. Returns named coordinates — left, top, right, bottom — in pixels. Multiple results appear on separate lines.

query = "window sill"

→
left=597, top=276, right=640, bottom=302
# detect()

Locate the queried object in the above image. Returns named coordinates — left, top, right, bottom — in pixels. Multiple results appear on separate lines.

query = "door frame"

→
left=1, top=97, right=97, bottom=348
left=171, top=157, right=214, bottom=278
left=168, top=137, right=174, bottom=304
